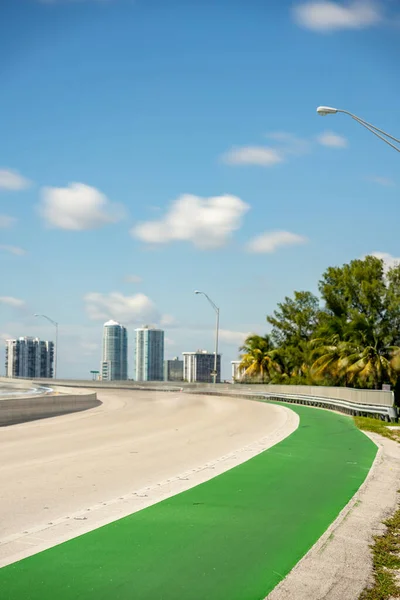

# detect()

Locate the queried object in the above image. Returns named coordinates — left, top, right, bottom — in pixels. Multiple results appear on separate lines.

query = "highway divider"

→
left=0, top=378, right=100, bottom=426
left=1, top=378, right=397, bottom=422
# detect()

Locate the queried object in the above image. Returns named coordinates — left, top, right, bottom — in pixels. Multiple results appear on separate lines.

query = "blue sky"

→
left=0, top=0, right=399, bottom=379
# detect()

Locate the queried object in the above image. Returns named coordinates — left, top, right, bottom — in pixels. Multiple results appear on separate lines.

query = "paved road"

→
left=0, top=383, right=51, bottom=398
left=0, top=389, right=292, bottom=564
left=0, top=402, right=377, bottom=600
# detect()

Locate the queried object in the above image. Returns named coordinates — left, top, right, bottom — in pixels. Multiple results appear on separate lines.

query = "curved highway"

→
left=0, top=394, right=377, bottom=600
left=0, top=388, right=296, bottom=566
left=0, top=384, right=52, bottom=397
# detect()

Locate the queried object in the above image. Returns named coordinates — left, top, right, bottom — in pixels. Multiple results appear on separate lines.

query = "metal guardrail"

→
left=183, top=389, right=398, bottom=421
left=248, top=391, right=398, bottom=421
left=0, top=377, right=398, bottom=421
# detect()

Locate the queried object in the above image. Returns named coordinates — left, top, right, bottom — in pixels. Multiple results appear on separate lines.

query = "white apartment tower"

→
left=101, top=320, right=128, bottom=381
left=135, top=326, right=164, bottom=381
left=5, top=337, right=54, bottom=378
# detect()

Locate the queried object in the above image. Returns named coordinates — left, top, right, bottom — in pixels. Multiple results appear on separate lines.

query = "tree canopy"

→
left=238, top=256, right=400, bottom=391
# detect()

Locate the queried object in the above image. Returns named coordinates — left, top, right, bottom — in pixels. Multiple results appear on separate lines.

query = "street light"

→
left=194, top=290, right=220, bottom=385
left=34, top=314, right=58, bottom=379
left=316, top=106, right=400, bottom=153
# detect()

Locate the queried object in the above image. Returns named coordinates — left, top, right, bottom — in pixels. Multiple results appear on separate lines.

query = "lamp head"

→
left=316, top=106, right=338, bottom=116
left=194, top=290, right=201, bottom=295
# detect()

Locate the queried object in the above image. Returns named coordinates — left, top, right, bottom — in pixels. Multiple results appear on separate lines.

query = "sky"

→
left=0, top=0, right=399, bottom=380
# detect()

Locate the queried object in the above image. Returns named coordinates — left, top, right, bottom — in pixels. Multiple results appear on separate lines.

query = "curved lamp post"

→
left=34, top=314, right=58, bottom=379
left=316, top=106, right=400, bottom=153
left=194, top=290, right=220, bottom=384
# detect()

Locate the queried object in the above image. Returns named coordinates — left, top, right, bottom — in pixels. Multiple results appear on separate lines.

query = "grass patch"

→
left=354, top=417, right=400, bottom=442
left=356, top=417, right=400, bottom=599
left=359, top=507, right=400, bottom=600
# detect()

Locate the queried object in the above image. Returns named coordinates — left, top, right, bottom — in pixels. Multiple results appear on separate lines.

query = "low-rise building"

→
left=231, top=360, right=244, bottom=383
left=164, top=357, right=184, bottom=382
left=182, top=350, right=221, bottom=383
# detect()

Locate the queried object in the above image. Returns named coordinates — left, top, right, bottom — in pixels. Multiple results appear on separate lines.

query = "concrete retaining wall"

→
left=9, top=378, right=393, bottom=408
left=240, top=384, right=395, bottom=408
left=0, top=377, right=396, bottom=422
left=0, top=378, right=100, bottom=426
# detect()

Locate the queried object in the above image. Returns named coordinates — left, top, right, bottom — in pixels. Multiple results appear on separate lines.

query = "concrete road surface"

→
left=0, top=389, right=296, bottom=566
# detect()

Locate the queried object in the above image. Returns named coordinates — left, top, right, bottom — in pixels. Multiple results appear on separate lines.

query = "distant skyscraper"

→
left=164, top=357, right=184, bottom=382
left=135, top=326, right=164, bottom=381
left=101, top=320, right=128, bottom=381
left=182, top=350, right=221, bottom=383
left=5, top=337, right=54, bottom=378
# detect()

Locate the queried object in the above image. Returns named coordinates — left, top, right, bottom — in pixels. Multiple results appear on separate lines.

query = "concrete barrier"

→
left=2, top=378, right=394, bottom=404
left=0, top=378, right=100, bottom=426
left=0, top=377, right=397, bottom=422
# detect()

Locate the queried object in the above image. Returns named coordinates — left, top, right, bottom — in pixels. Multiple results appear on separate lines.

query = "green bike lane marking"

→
left=0, top=404, right=377, bottom=600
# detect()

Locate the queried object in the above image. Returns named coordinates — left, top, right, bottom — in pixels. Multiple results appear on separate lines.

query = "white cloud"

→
left=247, top=230, right=308, bottom=254
left=222, top=132, right=313, bottom=168
left=367, top=176, right=395, bottom=187
left=39, top=182, right=124, bottom=230
left=369, top=252, right=400, bottom=273
left=219, top=329, right=251, bottom=346
left=131, top=194, right=249, bottom=249
left=0, top=168, right=31, bottom=191
left=0, top=244, right=26, bottom=256
left=0, top=296, right=26, bottom=308
left=124, top=274, right=143, bottom=284
left=266, top=132, right=311, bottom=156
left=293, top=0, right=382, bottom=32
left=165, top=337, right=176, bottom=347
left=0, top=215, right=16, bottom=228
left=84, top=292, right=160, bottom=324
left=317, top=131, right=348, bottom=148
left=222, top=146, right=284, bottom=167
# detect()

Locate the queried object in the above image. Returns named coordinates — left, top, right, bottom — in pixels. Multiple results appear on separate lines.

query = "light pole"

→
left=194, top=290, right=220, bottom=385
left=316, top=106, right=400, bottom=153
left=34, top=314, right=58, bottom=379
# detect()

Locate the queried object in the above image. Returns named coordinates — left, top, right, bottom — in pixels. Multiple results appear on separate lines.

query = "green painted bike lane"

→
left=0, top=404, right=377, bottom=600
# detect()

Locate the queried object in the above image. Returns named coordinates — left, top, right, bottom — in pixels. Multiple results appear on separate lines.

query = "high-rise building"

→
left=135, top=326, right=164, bottom=381
left=5, top=337, right=54, bottom=378
left=101, top=320, right=128, bottom=381
left=5, top=339, right=18, bottom=377
left=182, top=350, right=221, bottom=383
left=163, top=357, right=184, bottom=382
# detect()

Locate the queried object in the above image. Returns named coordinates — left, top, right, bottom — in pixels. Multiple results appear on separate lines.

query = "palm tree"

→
left=346, top=344, right=400, bottom=389
left=310, top=331, right=400, bottom=389
left=239, top=334, right=279, bottom=382
left=344, top=317, right=400, bottom=388
left=310, top=335, right=358, bottom=385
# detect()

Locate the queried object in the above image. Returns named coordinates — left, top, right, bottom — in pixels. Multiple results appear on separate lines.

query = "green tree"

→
left=318, top=256, right=387, bottom=323
left=266, top=291, right=321, bottom=382
left=315, top=256, right=400, bottom=389
left=236, top=256, right=400, bottom=394
left=238, top=334, right=279, bottom=382
left=267, top=291, right=321, bottom=346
